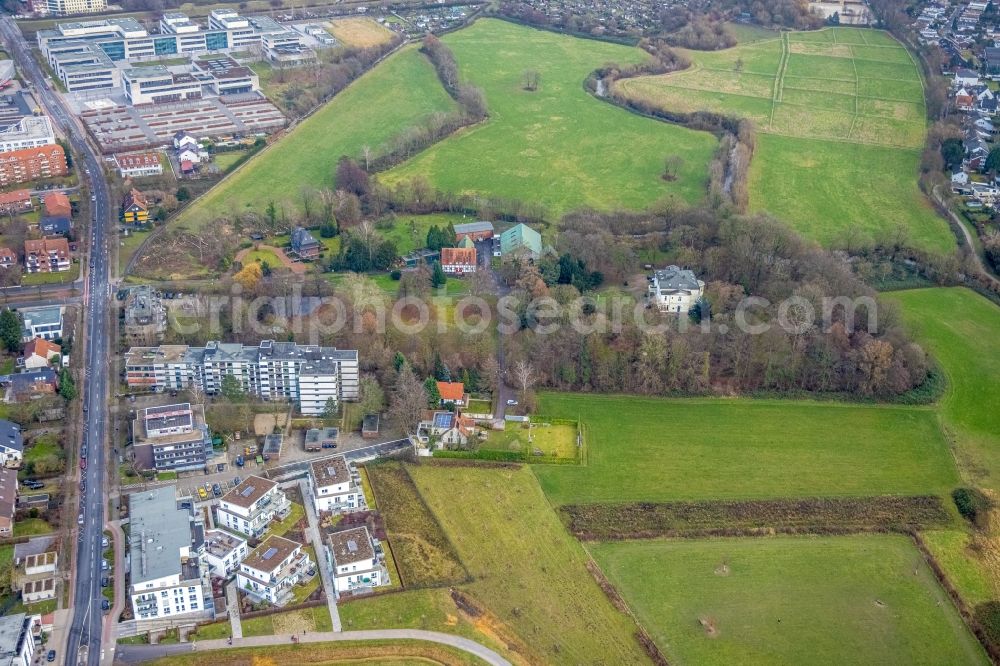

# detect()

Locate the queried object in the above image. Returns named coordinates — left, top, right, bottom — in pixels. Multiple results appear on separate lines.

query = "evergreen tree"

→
left=431, top=261, right=446, bottom=288
left=423, top=376, right=441, bottom=407
left=0, top=309, right=21, bottom=352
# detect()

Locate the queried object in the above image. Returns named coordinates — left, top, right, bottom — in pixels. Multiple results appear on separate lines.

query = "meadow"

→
left=533, top=393, right=958, bottom=505
left=591, top=535, right=987, bottom=665
left=615, top=27, right=955, bottom=254
left=383, top=19, right=717, bottom=216
left=407, top=463, right=649, bottom=664
left=890, top=287, right=1000, bottom=492
left=173, top=45, right=457, bottom=230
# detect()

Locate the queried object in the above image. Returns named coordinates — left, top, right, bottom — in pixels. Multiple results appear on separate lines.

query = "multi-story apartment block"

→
left=308, top=456, right=363, bottom=514
left=44, top=0, right=107, bottom=16
left=128, top=486, right=207, bottom=621
left=237, top=535, right=312, bottom=606
left=0, top=614, right=34, bottom=666
left=131, top=403, right=212, bottom=472
left=217, top=475, right=290, bottom=538
left=326, top=526, right=385, bottom=594
left=0, top=145, right=67, bottom=187
left=124, top=341, right=359, bottom=415
left=200, top=528, right=248, bottom=578
left=23, top=237, right=70, bottom=273
left=0, top=117, right=55, bottom=153
left=19, top=306, right=63, bottom=341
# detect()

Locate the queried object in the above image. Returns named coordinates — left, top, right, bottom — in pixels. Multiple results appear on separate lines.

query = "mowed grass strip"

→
left=175, top=46, right=457, bottom=229
left=365, top=462, right=469, bottom=588
left=383, top=19, right=717, bottom=216
left=889, top=287, right=1000, bottom=493
left=408, top=463, right=649, bottom=665
left=534, top=393, right=959, bottom=505
left=590, top=535, right=988, bottom=666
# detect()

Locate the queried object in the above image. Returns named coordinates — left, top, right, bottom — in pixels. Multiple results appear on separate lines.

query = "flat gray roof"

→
left=0, top=614, right=29, bottom=661
left=129, top=485, right=192, bottom=585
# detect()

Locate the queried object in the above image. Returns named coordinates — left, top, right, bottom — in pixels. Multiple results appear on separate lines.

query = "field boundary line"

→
left=769, top=33, right=789, bottom=128
left=848, top=49, right=860, bottom=138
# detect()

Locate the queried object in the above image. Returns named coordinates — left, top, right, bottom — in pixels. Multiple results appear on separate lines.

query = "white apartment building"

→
left=308, top=456, right=363, bottom=514
left=45, top=0, right=107, bottom=16
left=124, top=341, right=359, bottom=415
left=0, top=614, right=34, bottom=666
left=0, top=117, right=54, bottom=153
left=326, top=527, right=385, bottom=594
left=216, top=475, right=290, bottom=538
left=201, top=528, right=248, bottom=578
left=647, top=265, right=705, bottom=315
left=128, top=486, right=207, bottom=621
left=236, top=535, right=312, bottom=606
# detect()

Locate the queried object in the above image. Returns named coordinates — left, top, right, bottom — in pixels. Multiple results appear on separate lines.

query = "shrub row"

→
left=561, top=496, right=952, bottom=540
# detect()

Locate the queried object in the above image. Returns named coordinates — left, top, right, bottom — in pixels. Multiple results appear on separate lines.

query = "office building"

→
left=0, top=117, right=54, bottom=153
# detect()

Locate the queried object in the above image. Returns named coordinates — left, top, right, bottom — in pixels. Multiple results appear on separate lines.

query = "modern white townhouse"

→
left=326, top=526, right=385, bottom=594
left=236, top=535, right=312, bottom=606
left=216, top=475, right=290, bottom=538
left=200, top=528, right=248, bottom=578
left=308, top=456, right=363, bottom=514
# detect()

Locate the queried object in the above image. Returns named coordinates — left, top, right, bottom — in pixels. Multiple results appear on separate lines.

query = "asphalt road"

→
left=0, top=16, right=112, bottom=666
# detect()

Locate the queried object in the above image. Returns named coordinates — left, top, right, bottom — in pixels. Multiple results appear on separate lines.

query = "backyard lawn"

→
left=591, top=535, right=987, bottom=665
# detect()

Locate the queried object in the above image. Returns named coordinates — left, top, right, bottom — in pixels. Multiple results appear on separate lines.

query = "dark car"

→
left=235, top=455, right=244, bottom=467
left=46, top=650, right=56, bottom=663
left=101, top=577, right=109, bottom=588
left=212, top=483, right=222, bottom=497
left=79, top=458, right=87, bottom=470
left=23, top=480, right=43, bottom=490
left=101, top=598, right=110, bottom=611
left=216, top=463, right=224, bottom=473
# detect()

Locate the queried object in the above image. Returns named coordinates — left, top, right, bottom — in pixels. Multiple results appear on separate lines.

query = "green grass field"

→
left=534, top=393, right=959, bottom=505
left=591, top=535, right=987, bottom=665
left=890, top=288, right=1000, bottom=492
left=384, top=19, right=717, bottom=216
left=615, top=27, right=954, bottom=254
left=175, top=45, right=457, bottom=229
left=408, top=463, right=648, bottom=664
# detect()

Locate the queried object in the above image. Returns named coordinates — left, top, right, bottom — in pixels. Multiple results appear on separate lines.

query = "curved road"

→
left=0, top=16, right=112, bottom=666
left=114, top=629, right=512, bottom=666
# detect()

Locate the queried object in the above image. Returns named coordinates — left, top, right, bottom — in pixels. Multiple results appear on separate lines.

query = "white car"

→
left=506, top=399, right=518, bottom=406
left=77, top=513, right=84, bottom=525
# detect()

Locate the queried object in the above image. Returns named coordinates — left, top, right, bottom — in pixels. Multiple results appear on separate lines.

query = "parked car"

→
left=79, top=458, right=87, bottom=470
left=101, top=559, right=109, bottom=571
left=23, top=480, right=43, bottom=490
left=46, top=650, right=56, bottom=663
left=101, top=577, right=109, bottom=588
left=235, top=455, right=244, bottom=467
left=216, top=463, right=225, bottom=473
left=198, top=487, right=208, bottom=500
left=101, top=598, right=110, bottom=611
left=77, top=513, right=84, bottom=525
left=506, top=399, right=518, bottom=406
left=212, top=483, right=222, bottom=497
left=101, top=536, right=109, bottom=548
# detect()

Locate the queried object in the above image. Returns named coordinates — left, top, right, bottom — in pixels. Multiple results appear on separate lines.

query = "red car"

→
left=80, top=458, right=87, bottom=470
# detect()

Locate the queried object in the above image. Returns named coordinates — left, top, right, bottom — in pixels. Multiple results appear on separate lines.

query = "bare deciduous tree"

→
left=388, top=363, right=427, bottom=433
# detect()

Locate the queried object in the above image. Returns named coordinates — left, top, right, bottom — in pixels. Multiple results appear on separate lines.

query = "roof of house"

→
left=328, top=526, right=375, bottom=566
left=0, top=246, right=15, bottom=262
left=8, top=368, right=57, bottom=394
left=222, top=475, right=277, bottom=508
left=440, top=247, right=476, bottom=266
left=42, top=191, right=70, bottom=217
left=957, top=67, right=979, bottom=77
left=0, top=467, right=17, bottom=519
left=39, top=216, right=71, bottom=236
left=0, top=420, right=21, bottom=453
left=204, top=528, right=246, bottom=558
left=19, top=305, right=62, bottom=327
left=242, top=534, right=299, bottom=573
left=436, top=381, right=464, bottom=402
left=180, top=159, right=194, bottom=172
left=24, top=236, right=69, bottom=259
left=452, top=220, right=494, bottom=235
left=310, top=455, right=350, bottom=488
left=304, top=427, right=339, bottom=445
left=116, top=152, right=160, bottom=171
left=122, top=188, right=148, bottom=211
left=0, top=189, right=30, bottom=206
left=291, top=226, right=319, bottom=249
left=128, top=485, right=194, bottom=585
left=651, top=265, right=701, bottom=292
left=499, top=223, right=542, bottom=255
left=24, top=338, right=60, bottom=360
left=23, top=551, right=56, bottom=569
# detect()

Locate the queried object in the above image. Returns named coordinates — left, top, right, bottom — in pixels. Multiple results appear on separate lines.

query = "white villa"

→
left=326, top=526, right=385, bottom=594
left=647, top=265, right=705, bottom=314
left=236, top=535, right=312, bottom=606
left=308, top=456, right=363, bottom=514
left=216, top=475, right=290, bottom=538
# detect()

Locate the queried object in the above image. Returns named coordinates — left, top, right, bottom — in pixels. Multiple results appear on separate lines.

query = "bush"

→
left=952, top=487, right=991, bottom=529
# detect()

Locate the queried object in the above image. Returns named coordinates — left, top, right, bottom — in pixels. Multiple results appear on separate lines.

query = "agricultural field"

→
left=482, top=421, right=579, bottom=460
left=384, top=19, right=717, bottom=216
left=326, top=17, right=396, bottom=48
left=890, top=288, right=1000, bottom=492
left=407, top=463, right=649, bottom=664
left=534, top=393, right=959, bottom=505
left=615, top=27, right=954, bottom=254
left=174, top=45, right=457, bottom=230
left=142, top=640, right=486, bottom=666
left=591, top=535, right=987, bottom=665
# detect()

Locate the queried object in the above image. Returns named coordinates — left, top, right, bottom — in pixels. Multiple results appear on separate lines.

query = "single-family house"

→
left=436, top=381, right=466, bottom=406
left=952, top=171, right=970, bottom=185
left=217, top=475, right=290, bottom=538
left=23, top=237, right=70, bottom=273
left=499, top=223, right=542, bottom=258
left=237, top=535, right=312, bottom=606
left=201, top=528, right=248, bottom=579
left=955, top=67, right=980, bottom=87
left=39, top=216, right=70, bottom=237
left=20, top=306, right=63, bottom=342
left=452, top=220, right=495, bottom=242
left=647, top=265, right=705, bottom=314
left=177, top=148, right=200, bottom=165
left=440, top=247, right=477, bottom=275
left=308, top=456, right=363, bottom=514
left=0, top=190, right=32, bottom=215
left=956, top=87, right=976, bottom=111
left=0, top=421, right=22, bottom=468
left=22, top=338, right=59, bottom=370
left=290, top=226, right=320, bottom=259
left=121, top=189, right=149, bottom=226
left=115, top=152, right=163, bottom=178
left=0, top=247, right=16, bottom=268
left=326, top=526, right=385, bottom=593
left=179, top=160, right=195, bottom=175
left=0, top=467, right=17, bottom=537
left=6, top=369, right=58, bottom=401
left=417, top=410, right=473, bottom=447
left=42, top=192, right=70, bottom=218
left=173, top=131, right=198, bottom=151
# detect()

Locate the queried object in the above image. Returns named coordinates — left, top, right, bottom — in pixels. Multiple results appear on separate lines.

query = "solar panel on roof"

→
left=347, top=540, right=358, bottom=553
left=241, top=485, right=255, bottom=497
left=433, top=413, right=452, bottom=428
left=262, top=546, right=278, bottom=560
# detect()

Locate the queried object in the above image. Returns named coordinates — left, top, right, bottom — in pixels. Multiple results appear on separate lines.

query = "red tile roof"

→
left=43, top=192, right=71, bottom=218
left=115, top=152, right=160, bottom=171
left=440, top=247, right=476, bottom=267
left=24, top=337, right=60, bottom=360
left=437, top=381, right=465, bottom=402
left=0, top=189, right=31, bottom=206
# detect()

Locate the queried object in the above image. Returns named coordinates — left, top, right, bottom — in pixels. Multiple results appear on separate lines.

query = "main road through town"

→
left=0, top=15, right=113, bottom=666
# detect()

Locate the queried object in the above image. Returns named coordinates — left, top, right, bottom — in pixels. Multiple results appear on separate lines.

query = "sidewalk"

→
left=225, top=581, right=243, bottom=639
left=292, top=479, right=342, bottom=632
left=101, top=521, right=127, bottom=666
